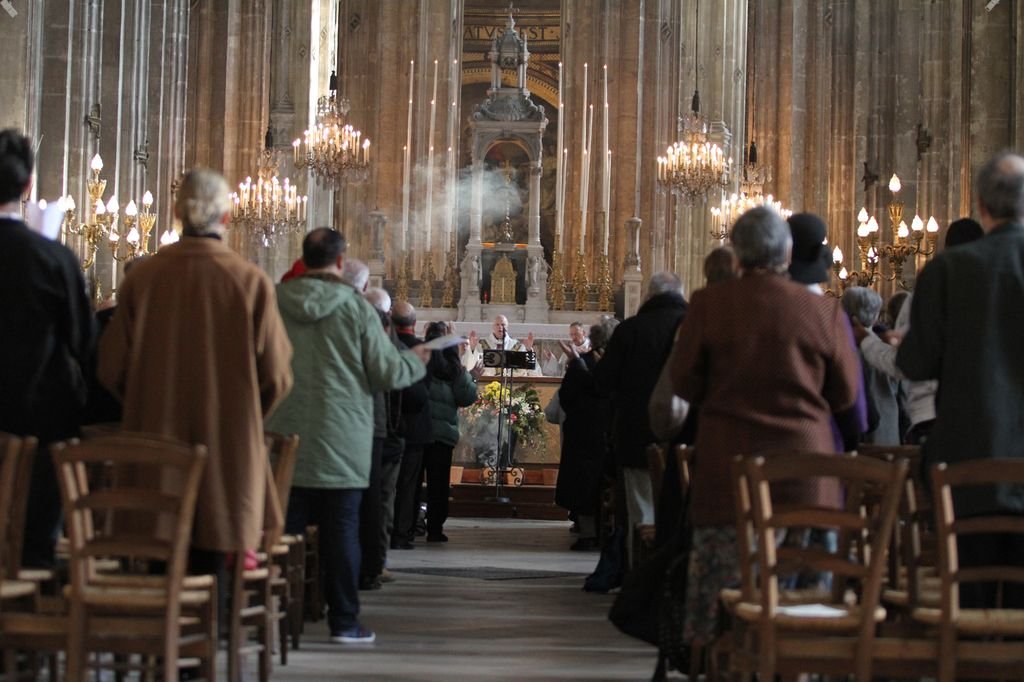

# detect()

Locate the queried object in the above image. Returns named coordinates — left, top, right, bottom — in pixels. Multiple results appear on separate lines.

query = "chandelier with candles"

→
left=709, top=191, right=792, bottom=241
left=293, top=72, right=371, bottom=188
left=656, top=0, right=731, bottom=203
left=231, top=145, right=308, bottom=248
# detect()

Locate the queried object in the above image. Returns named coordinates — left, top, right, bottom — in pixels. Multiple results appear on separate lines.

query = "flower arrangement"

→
left=462, top=381, right=546, bottom=450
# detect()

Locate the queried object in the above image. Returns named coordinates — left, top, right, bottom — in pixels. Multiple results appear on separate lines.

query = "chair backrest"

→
left=265, top=432, right=300, bottom=515
left=50, top=433, right=207, bottom=605
left=931, top=459, right=1024, bottom=615
left=744, top=452, right=907, bottom=625
left=0, top=431, right=39, bottom=578
left=731, top=455, right=758, bottom=600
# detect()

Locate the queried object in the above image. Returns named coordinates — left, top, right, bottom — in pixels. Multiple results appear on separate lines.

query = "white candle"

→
left=445, top=59, right=459, bottom=248
left=402, top=60, right=414, bottom=253
left=580, top=63, right=588, bottom=254
left=602, top=64, right=610, bottom=255
left=580, top=103, right=594, bottom=255
left=560, top=148, right=568, bottom=251
left=604, top=151, right=611, bottom=255
left=556, top=61, right=564, bottom=252
left=425, top=59, right=438, bottom=254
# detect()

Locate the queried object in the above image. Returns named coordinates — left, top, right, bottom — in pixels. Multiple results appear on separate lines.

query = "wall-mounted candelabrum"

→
left=61, top=155, right=162, bottom=270
left=108, top=191, right=157, bottom=262
left=830, top=174, right=939, bottom=292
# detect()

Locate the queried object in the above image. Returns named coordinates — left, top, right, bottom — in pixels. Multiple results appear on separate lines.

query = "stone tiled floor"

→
left=267, top=518, right=658, bottom=681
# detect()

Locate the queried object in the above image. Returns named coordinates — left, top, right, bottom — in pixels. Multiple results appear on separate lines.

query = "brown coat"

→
left=98, top=237, right=293, bottom=552
left=670, top=273, right=859, bottom=526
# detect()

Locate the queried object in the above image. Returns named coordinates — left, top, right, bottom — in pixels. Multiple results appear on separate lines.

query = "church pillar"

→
left=525, top=161, right=548, bottom=322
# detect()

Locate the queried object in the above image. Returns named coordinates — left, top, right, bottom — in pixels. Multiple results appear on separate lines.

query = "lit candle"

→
left=926, top=216, right=939, bottom=233
left=90, top=154, right=103, bottom=173
left=867, top=216, right=879, bottom=233
left=857, top=207, right=869, bottom=223
left=888, top=174, right=901, bottom=193
left=897, top=221, right=909, bottom=240
left=911, top=215, right=924, bottom=232
left=833, top=246, right=843, bottom=264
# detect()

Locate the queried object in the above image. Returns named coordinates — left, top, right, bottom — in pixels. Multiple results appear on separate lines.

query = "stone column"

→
left=459, top=160, right=484, bottom=321
left=622, top=216, right=644, bottom=317
left=525, top=161, right=549, bottom=321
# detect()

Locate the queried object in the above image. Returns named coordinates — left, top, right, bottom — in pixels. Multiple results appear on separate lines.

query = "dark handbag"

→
left=608, top=519, right=691, bottom=644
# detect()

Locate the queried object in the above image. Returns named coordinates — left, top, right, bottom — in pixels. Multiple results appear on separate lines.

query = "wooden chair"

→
left=52, top=433, right=216, bottom=682
left=854, top=445, right=937, bottom=612
left=265, top=432, right=301, bottom=659
left=911, top=459, right=1024, bottom=682
left=727, top=451, right=907, bottom=681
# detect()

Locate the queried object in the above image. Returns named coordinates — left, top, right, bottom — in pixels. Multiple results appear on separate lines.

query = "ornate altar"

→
left=458, top=5, right=550, bottom=324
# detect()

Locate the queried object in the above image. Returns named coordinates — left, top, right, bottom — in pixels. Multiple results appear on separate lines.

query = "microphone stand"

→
left=488, top=330, right=512, bottom=503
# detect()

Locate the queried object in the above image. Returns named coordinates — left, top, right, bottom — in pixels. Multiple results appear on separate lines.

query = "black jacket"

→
left=555, top=351, right=610, bottom=513
left=0, top=218, right=93, bottom=443
left=897, top=221, right=1024, bottom=516
left=395, top=330, right=434, bottom=447
left=595, top=291, right=688, bottom=468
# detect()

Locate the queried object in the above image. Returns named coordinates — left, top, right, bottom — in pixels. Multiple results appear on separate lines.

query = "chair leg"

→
left=228, top=560, right=244, bottom=682
left=290, top=539, right=305, bottom=649
left=65, top=605, right=86, bottom=682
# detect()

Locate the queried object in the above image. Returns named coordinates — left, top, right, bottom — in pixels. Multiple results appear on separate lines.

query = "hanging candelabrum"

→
left=293, top=72, right=371, bottom=188
left=108, top=191, right=158, bottom=262
left=232, top=147, right=308, bottom=248
left=395, top=252, right=412, bottom=303
left=655, top=0, right=731, bottom=204
left=441, top=234, right=459, bottom=308
left=572, top=252, right=590, bottom=311
left=547, top=249, right=566, bottom=310
left=709, top=191, right=792, bottom=241
left=419, top=255, right=436, bottom=308
left=596, top=253, right=613, bottom=311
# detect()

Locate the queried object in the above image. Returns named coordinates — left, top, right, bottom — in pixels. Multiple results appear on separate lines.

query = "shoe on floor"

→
left=426, top=533, right=448, bottom=543
left=330, top=625, right=376, bottom=644
left=391, top=540, right=415, bottom=550
left=358, top=575, right=382, bottom=591
left=379, top=568, right=397, bottom=583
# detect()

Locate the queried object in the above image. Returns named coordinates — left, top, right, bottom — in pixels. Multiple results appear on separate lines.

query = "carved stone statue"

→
left=527, top=254, right=545, bottom=290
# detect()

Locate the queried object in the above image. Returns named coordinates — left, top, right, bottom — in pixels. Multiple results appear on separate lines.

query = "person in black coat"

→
left=390, top=301, right=433, bottom=549
left=594, top=272, right=688, bottom=546
left=0, top=129, right=94, bottom=568
left=556, top=318, right=617, bottom=550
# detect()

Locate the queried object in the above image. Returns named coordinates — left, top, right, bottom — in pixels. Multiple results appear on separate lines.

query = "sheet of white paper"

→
left=23, top=201, right=64, bottom=241
left=775, top=603, right=848, bottom=618
left=421, top=334, right=468, bottom=351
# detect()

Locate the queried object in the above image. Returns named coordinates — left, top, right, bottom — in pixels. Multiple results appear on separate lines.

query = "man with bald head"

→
left=897, top=151, right=1024, bottom=608
left=462, top=314, right=535, bottom=375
